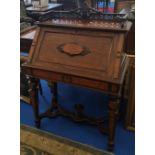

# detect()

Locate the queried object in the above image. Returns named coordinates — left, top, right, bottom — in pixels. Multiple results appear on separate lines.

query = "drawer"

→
left=31, top=68, right=114, bottom=93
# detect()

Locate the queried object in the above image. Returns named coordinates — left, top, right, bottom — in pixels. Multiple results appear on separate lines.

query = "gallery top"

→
left=38, top=19, right=132, bottom=32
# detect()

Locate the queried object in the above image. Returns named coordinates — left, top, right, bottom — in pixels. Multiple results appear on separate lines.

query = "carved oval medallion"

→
left=63, top=43, right=83, bottom=55
left=57, top=42, right=91, bottom=57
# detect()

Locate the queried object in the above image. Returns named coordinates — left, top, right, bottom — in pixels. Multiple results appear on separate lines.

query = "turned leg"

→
left=28, top=77, right=40, bottom=128
left=108, top=95, right=119, bottom=151
left=48, top=81, right=58, bottom=109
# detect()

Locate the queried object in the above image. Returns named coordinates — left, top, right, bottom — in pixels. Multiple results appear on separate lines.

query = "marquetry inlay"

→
left=57, top=42, right=91, bottom=57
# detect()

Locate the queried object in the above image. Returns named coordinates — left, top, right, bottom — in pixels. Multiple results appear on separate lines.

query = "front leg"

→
left=28, top=77, right=40, bottom=128
left=48, top=81, right=58, bottom=109
left=39, top=81, right=60, bottom=119
left=108, top=95, right=119, bottom=151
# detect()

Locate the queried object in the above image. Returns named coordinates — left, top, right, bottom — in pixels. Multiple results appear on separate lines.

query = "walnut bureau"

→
left=22, top=19, right=132, bottom=151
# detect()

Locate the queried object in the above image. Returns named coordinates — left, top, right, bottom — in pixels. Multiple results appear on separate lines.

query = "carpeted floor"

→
left=20, top=80, right=135, bottom=155
left=21, top=124, right=114, bottom=155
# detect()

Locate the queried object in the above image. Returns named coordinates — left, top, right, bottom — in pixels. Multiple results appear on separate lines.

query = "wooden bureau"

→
left=22, top=18, right=132, bottom=151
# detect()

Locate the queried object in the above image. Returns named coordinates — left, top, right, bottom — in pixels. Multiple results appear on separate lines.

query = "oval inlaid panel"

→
left=63, top=43, right=84, bottom=55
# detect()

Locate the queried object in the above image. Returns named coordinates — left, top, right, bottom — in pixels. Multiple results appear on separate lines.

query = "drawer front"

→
left=32, top=68, right=111, bottom=92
